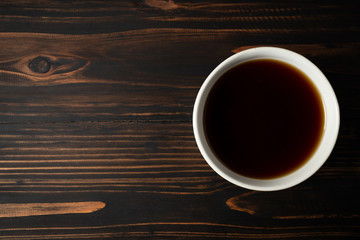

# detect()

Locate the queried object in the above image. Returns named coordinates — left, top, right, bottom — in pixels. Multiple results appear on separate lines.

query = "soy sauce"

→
left=204, top=59, right=325, bottom=179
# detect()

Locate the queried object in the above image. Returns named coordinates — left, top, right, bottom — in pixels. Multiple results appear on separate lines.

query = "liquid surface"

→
left=204, top=59, right=325, bottom=179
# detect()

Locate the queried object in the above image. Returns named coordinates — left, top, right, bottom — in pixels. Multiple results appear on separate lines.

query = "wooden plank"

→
left=0, top=0, right=358, bottom=35
left=0, top=121, right=358, bottom=194
left=0, top=32, right=359, bottom=123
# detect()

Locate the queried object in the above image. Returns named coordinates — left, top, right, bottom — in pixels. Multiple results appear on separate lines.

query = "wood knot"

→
left=0, top=53, right=89, bottom=86
left=28, top=56, right=51, bottom=73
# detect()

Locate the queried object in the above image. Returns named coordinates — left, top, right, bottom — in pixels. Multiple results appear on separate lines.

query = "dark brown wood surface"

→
left=0, top=0, right=359, bottom=239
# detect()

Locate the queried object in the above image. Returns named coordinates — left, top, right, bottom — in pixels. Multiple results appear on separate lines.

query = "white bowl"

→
left=193, top=47, right=340, bottom=191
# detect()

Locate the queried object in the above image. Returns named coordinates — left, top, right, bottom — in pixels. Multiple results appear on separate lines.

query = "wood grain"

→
left=0, top=0, right=359, bottom=239
left=227, top=187, right=360, bottom=219
left=0, top=202, right=105, bottom=218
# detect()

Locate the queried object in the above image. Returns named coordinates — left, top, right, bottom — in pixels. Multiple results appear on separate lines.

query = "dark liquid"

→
left=204, top=59, right=325, bottom=179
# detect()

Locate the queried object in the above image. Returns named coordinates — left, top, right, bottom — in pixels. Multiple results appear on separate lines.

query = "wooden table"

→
left=0, top=1, right=359, bottom=239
